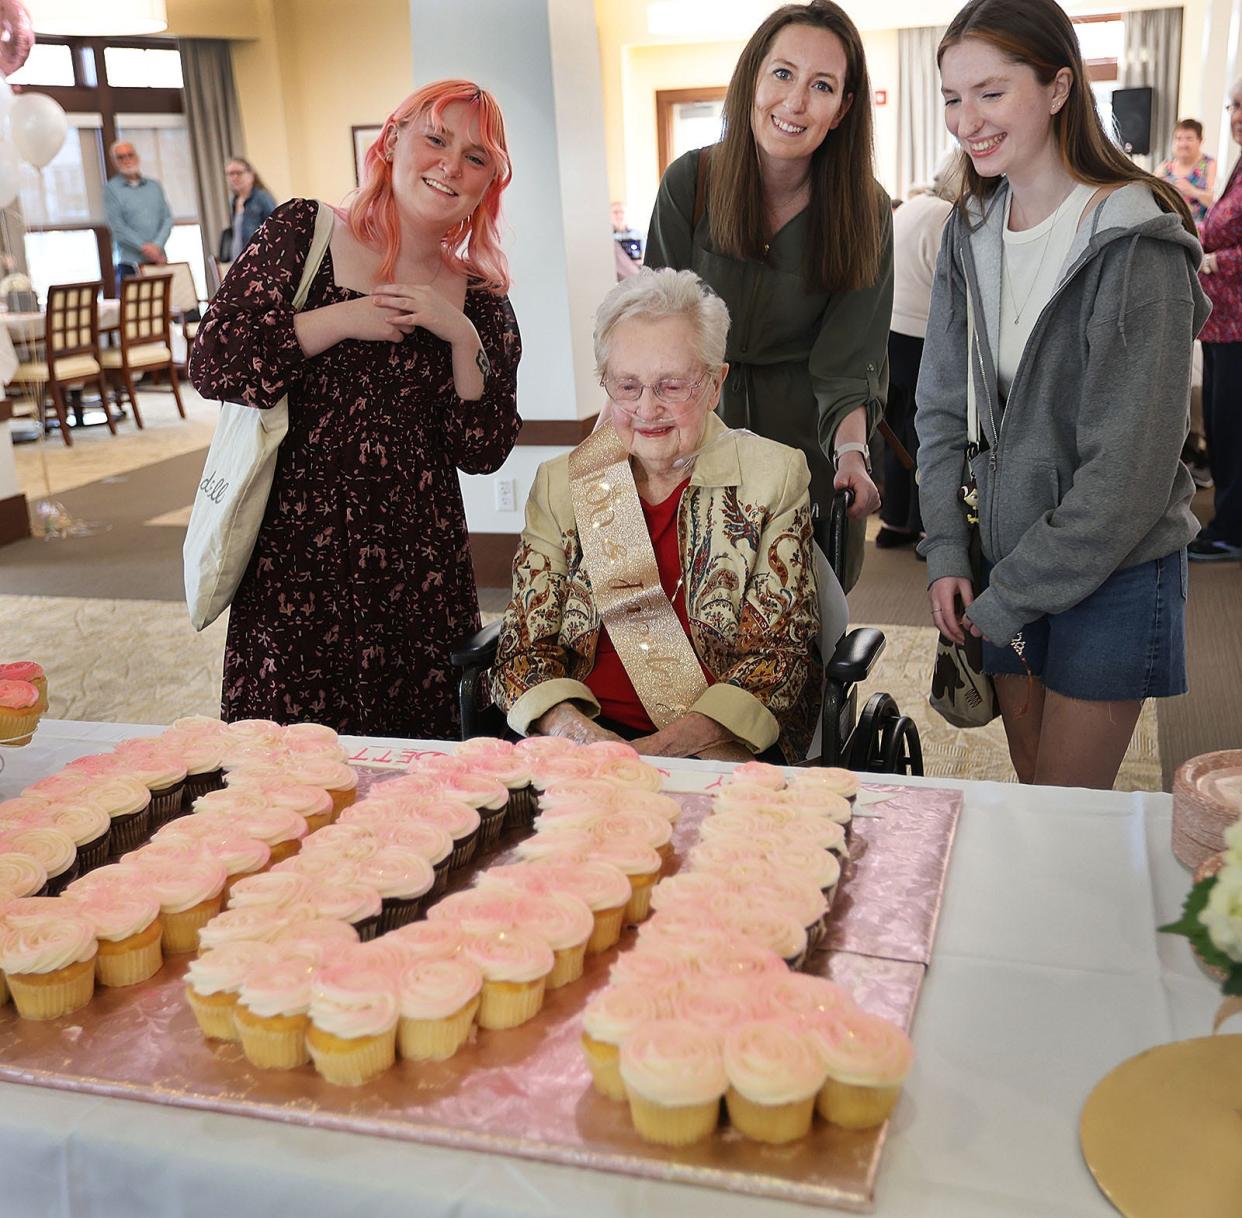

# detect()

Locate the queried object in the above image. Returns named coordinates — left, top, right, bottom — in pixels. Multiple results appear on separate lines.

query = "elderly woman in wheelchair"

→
left=488, top=267, right=825, bottom=763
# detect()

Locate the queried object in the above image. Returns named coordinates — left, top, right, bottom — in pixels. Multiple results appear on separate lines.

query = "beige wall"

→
left=165, top=0, right=261, bottom=39
left=227, top=0, right=413, bottom=205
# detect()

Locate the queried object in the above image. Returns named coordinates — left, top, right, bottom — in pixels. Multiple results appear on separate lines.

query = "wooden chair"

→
left=209, top=257, right=232, bottom=298
left=10, top=281, right=113, bottom=447
left=139, top=260, right=202, bottom=346
left=100, top=273, right=185, bottom=428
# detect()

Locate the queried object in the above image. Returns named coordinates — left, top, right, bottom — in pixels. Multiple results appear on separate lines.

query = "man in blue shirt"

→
left=103, top=141, right=173, bottom=283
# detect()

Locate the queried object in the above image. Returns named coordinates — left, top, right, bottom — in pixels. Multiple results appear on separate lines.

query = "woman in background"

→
left=191, top=80, right=521, bottom=737
left=644, top=0, right=892, bottom=591
left=221, top=157, right=277, bottom=261
left=1157, top=118, right=1216, bottom=228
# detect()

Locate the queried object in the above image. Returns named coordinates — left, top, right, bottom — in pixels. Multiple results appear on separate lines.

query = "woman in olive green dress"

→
left=645, top=0, right=892, bottom=589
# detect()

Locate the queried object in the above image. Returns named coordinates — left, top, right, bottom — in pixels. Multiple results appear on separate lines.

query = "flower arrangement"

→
left=1161, top=817, right=1242, bottom=996
left=0, top=272, right=31, bottom=294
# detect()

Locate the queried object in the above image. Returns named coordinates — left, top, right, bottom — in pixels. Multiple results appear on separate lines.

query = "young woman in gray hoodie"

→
left=917, top=0, right=1210, bottom=789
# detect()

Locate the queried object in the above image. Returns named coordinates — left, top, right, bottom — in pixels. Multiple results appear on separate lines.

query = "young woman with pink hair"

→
left=191, top=80, right=522, bottom=738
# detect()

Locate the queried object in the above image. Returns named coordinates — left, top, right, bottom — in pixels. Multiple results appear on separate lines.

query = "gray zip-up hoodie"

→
left=915, top=181, right=1210, bottom=646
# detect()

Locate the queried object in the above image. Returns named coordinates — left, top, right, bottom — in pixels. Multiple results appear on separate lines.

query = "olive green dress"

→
left=644, top=148, right=894, bottom=589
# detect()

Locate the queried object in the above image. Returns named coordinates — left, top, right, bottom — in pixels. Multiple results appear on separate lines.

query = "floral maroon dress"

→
left=189, top=198, right=522, bottom=737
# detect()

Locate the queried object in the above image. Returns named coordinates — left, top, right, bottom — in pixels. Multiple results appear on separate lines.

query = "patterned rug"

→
left=0, top=595, right=1161, bottom=791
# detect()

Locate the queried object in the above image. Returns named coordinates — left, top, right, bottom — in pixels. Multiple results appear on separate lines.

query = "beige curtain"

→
left=898, top=26, right=951, bottom=200
left=1119, top=8, right=1183, bottom=168
left=178, top=39, right=246, bottom=274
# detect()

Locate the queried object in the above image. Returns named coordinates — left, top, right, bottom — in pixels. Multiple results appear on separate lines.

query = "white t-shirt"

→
left=997, top=182, right=1098, bottom=397
left=891, top=193, right=954, bottom=339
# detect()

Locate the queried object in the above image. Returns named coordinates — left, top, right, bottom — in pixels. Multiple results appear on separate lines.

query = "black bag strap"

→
left=692, top=147, right=711, bottom=231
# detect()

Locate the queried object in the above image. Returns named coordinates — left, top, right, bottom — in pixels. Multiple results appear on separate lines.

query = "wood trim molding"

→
left=469, top=532, right=520, bottom=588
left=517, top=415, right=597, bottom=446
left=0, top=493, right=31, bottom=546
left=656, top=86, right=726, bottom=177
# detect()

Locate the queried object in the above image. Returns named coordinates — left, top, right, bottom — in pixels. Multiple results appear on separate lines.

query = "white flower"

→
left=1224, top=819, right=1242, bottom=867
left=1199, top=863, right=1242, bottom=963
left=0, top=272, right=31, bottom=294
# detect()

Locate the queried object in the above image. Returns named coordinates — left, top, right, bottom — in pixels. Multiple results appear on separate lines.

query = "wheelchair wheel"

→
left=850, top=692, right=898, bottom=772
left=879, top=714, right=924, bottom=777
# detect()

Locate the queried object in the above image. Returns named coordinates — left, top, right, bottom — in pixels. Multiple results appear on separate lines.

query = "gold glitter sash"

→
left=568, top=424, right=708, bottom=729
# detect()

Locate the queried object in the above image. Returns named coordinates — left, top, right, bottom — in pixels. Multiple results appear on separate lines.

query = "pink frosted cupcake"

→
left=513, top=734, right=579, bottom=761
left=72, top=887, right=163, bottom=987
left=0, top=852, right=49, bottom=900
left=356, top=846, right=435, bottom=934
left=460, top=928, right=554, bottom=1030
left=23, top=770, right=95, bottom=804
left=219, top=805, right=309, bottom=867
left=184, top=940, right=277, bottom=1040
left=282, top=721, right=346, bottom=758
left=295, top=823, right=380, bottom=864
left=128, top=857, right=228, bottom=953
left=526, top=860, right=632, bottom=954
left=696, top=943, right=788, bottom=985
left=608, top=946, right=693, bottom=990
left=0, top=795, right=52, bottom=828
left=787, top=767, right=859, bottom=807
left=671, top=977, right=766, bottom=1037
left=723, top=1019, right=826, bottom=1143
left=0, top=662, right=48, bottom=713
left=345, top=814, right=454, bottom=898
left=282, top=755, right=359, bottom=818
left=0, top=910, right=97, bottom=1019
left=234, top=955, right=318, bottom=1069
left=588, top=809, right=673, bottom=863
left=387, top=919, right=467, bottom=961
left=0, top=679, right=41, bottom=746
left=111, top=741, right=188, bottom=828
left=227, top=775, right=335, bottom=834
left=729, top=762, right=788, bottom=791
left=536, top=778, right=622, bottom=817
left=581, top=983, right=671, bottom=1100
left=2, top=826, right=78, bottom=895
left=589, top=753, right=664, bottom=793
left=619, top=1019, right=726, bottom=1146
left=396, top=956, right=483, bottom=1061
left=272, top=917, right=359, bottom=962
left=806, top=1007, right=914, bottom=1129
left=456, top=742, right=536, bottom=838
left=47, top=799, right=112, bottom=873
left=306, top=960, right=400, bottom=1085
left=404, top=798, right=481, bottom=872
left=306, top=879, right=383, bottom=941
left=158, top=730, right=227, bottom=807
left=586, top=839, right=663, bottom=925
left=226, top=870, right=313, bottom=912
left=707, top=894, right=809, bottom=969
left=760, top=972, right=856, bottom=1025
left=196, top=904, right=293, bottom=952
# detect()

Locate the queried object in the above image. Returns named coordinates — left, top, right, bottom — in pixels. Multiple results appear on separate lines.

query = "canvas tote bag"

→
left=184, top=202, right=334, bottom=631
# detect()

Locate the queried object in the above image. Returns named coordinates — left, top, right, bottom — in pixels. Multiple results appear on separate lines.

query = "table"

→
left=0, top=300, right=121, bottom=344
left=0, top=721, right=1222, bottom=1218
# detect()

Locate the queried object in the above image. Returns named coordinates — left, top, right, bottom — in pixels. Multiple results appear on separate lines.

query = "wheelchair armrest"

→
left=826, top=626, right=886, bottom=685
left=450, top=620, right=502, bottom=669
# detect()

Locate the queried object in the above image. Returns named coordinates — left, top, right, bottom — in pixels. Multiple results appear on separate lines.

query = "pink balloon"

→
left=0, top=0, right=33, bottom=79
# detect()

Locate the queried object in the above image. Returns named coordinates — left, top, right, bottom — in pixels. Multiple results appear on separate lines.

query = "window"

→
left=18, top=123, right=106, bottom=227
left=656, top=88, right=727, bottom=176
left=1074, top=15, right=1124, bottom=145
left=22, top=231, right=101, bottom=304
left=166, top=224, right=208, bottom=301
left=103, top=46, right=183, bottom=89
left=6, top=43, right=75, bottom=87
left=116, top=118, right=198, bottom=218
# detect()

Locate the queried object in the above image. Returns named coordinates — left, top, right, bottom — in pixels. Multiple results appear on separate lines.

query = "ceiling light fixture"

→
left=26, top=0, right=168, bottom=36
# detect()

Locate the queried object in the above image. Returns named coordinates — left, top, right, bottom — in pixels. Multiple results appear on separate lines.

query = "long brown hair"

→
left=938, top=0, right=1195, bottom=234
left=227, top=156, right=269, bottom=198
left=708, top=0, right=884, bottom=293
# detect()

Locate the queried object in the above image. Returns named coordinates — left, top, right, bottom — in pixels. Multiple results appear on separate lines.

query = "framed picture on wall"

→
left=352, top=125, right=383, bottom=186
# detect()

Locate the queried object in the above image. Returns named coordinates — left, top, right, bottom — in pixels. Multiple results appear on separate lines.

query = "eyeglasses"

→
left=115, top=152, right=138, bottom=161
left=600, top=372, right=712, bottom=405
left=1227, top=102, right=1242, bottom=114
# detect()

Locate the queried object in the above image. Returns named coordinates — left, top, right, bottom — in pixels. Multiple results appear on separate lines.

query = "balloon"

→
left=0, top=74, right=13, bottom=124
left=0, top=138, right=19, bottom=207
left=10, top=90, right=65, bottom=169
left=0, top=2, right=33, bottom=78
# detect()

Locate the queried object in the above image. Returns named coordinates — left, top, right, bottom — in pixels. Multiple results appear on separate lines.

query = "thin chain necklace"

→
left=1003, top=188, right=1077, bottom=326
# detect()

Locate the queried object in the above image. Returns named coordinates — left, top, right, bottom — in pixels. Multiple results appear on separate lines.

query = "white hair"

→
left=593, top=267, right=730, bottom=375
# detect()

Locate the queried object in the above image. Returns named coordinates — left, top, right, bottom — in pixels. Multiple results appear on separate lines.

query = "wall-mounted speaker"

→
left=1112, top=86, right=1153, bottom=156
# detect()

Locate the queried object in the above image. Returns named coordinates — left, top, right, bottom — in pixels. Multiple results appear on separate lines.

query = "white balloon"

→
left=0, top=75, right=13, bottom=124
left=10, top=91, right=66, bottom=169
left=0, top=139, right=20, bottom=207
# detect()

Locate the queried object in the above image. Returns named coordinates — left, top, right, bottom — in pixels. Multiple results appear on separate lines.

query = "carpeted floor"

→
left=2, top=383, right=1233, bottom=790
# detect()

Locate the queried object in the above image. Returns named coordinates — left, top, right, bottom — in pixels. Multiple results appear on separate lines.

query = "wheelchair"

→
left=451, top=489, right=923, bottom=776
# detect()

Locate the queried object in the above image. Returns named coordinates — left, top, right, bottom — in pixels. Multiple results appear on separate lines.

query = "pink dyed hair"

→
left=347, top=79, right=512, bottom=294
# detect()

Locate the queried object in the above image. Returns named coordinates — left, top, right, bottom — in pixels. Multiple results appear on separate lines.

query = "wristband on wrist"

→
left=833, top=441, right=871, bottom=473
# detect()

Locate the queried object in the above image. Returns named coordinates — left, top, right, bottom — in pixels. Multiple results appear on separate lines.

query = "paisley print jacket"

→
left=491, top=416, right=822, bottom=762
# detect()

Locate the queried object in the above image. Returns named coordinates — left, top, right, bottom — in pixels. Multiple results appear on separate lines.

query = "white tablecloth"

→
left=0, top=300, right=121, bottom=348
left=0, top=721, right=1221, bottom=1218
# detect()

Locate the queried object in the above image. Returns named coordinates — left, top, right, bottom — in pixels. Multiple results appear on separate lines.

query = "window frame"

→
left=14, top=34, right=185, bottom=295
left=656, top=86, right=727, bottom=177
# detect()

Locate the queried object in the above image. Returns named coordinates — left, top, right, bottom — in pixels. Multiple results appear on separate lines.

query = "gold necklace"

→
left=1003, top=189, right=1076, bottom=326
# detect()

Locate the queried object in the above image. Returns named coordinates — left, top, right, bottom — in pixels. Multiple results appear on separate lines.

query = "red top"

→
left=1201, top=158, right=1242, bottom=344
left=585, top=478, right=713, bottom=733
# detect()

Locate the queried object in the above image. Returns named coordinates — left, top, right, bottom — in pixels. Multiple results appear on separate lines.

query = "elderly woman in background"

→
left=221, top=157, right=277, bottom=261
left=1157, top=118, right=1216, bottom=228
left=1191, top=80, right=1242, bottom=562
left=491, top=268, right=822, bottom=763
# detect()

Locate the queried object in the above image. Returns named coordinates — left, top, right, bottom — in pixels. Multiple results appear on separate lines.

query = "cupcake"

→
left=306, top=879, right=383, bottom=942
left=767, top=845, right=842, bottom=904
left=356, top=846, right=435, bottom=934
left=306, top=960, right=400, bottom=1085
left=807, top=1008, right=914, bottom=1129
left=283, top=755, right=358, bottom=817
left=608, top=946, right=692, bottom=990
left=282, top=722, right=346, bottom=757
left=619, top=1019, right=727, bottom=1146
left=455, top=743, right=535, bottom=839
left=271, top=917, right=359, bottom=962
left=722, top=1019, right=825, bottom=1143
left=405, top=798, right=481, bottom=872
left=0, top=852, right=49, bottom=900
left=761, top=972, right=856, bottom=1025
left=581, top=983, right=669, bottom=1100
left=460, top=928, right=554, bottom=1030
left=22, top=770, right=95, bottom=804
left=782, top=781, right=853, bottom=826
left=47, top=799, right=112, bottom=873
left=0, top=794, right=52, bottom=826
left=487, top=860, right=630, bottom=955
left=590, top=754, right=665, bottom=793
left=728, top=762, right=788, bottom=790
left=90, top=775, right=154, bottom=858
left=184, top=940, right=277, bottom=1040
left=396, top=956, right=483, bottom=1061
left=129, top=857, right=228, bottom=953
left=226, top=870, right=312, bottom=911
left=72, top=887, right=163, bottom=987
left=196, top=904, right=293, bottom=952
left=160, top=730, right=227, bottom=806
left=670, top=978, right=766, bottom=1036
left=0, top=662, right=48, bottom=713
left=387, top=919, right=466, bottom=961
left=363, top=818, right=453, bottom=898
left=226, top=806, right=309, bottom=867
left=294, top=823, right=379, bottom=864
left=789, top=767, right=859, bottom=807
left=0, top=679, right=41, bottom=746
left=695, top=943, right=788, bottom=985
left=586, top=840, right=663, bottom=925
left=587, top=809, right=673, bottom=864
left=233, top=955, right=318, bottom=1068
left=535, top=778, right=622, bottom=817
left=512, top=734, right=580, bottom=761
left=418, top=763, right=508, bottom=847
left=709, top=896, right=809, bottom=969
left=226, top=775, right=334, bottom=834
left=0, top=911, right=97, bottom=1019
left=111, top=741, right=189, bottom=828
left=513, top=890, right=594, bottom=988
left=3, top=827, right=78, bottom=895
